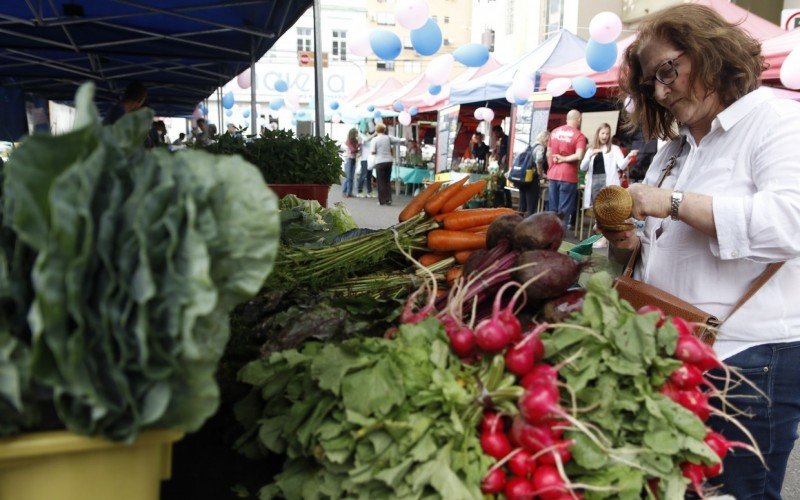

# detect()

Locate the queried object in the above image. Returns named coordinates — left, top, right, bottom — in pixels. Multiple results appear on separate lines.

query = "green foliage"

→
left=0, top=83, right=280, bottom=441
left=233, top=319, right=493, bottom=499
left=541, top=272, right=719, bottom=498
left=278, top=194, right=357, bottom=247
left=205, top=129, right=343, bottom=186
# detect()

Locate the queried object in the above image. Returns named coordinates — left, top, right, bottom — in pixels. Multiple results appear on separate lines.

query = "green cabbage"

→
left=0, top=83, right=279, bottom=440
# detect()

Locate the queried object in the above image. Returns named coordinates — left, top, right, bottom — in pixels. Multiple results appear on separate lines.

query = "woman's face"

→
left=598, top=127, right=610, bottom=145
left=637, top=38, right=722, bottom=130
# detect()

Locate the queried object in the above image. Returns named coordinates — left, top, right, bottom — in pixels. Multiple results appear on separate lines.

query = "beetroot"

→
left=513, top=250, right=583, bottom=300
left=487, top=213, right=524, bottom=249
left=542, top=289, right=586, bottom=323
left=512, top=211, right=564, bottom=252
left=463, top=248, right=488, bottom=277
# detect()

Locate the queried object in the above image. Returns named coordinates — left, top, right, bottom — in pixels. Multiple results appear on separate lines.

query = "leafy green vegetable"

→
left=0, top=83, right=280, bottom=441
left=234, top=319, right=494, bottom=499
left=541, top=272, right=717, bottom=498
left=278, top=194, right=357, bottom=248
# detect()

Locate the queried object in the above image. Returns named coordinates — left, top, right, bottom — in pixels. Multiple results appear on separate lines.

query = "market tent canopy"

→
left=403, top=55, right=503, bottom=113
left=0, top=0, right=313, bottom=116
left=539, top=0, right=784, bottom=92
left=346, top=77, right=403, bottom=108
left=449, top=30, right=587, bottom=104
left=371, top=73, right=430, bottom=109
left=761, top=28, right=800, bottom=85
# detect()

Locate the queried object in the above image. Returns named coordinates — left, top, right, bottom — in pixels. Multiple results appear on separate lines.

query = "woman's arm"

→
left=579, top=149, right=594, bottom=172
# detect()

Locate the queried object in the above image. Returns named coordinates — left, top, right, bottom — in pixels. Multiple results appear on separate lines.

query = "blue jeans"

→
left=547, top=180, right=577, bottom=228
left=707, top=340, right=800, bottom=499
left=356, top=160, right=373, bottom=194
left=342, top=158, right=356, bottom=196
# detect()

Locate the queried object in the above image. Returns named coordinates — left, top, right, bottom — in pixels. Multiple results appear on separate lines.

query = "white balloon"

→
left=425, top=54, right=454, bottom=85
left=473, top=107, right=485, bottom=120
left=505, top=87, right=516, bottom=104
left=398, top=111, right=412, bottom=126
left=348, top=29, right=372, bottom=57
left=545, top=77, right=572, bottom=97
left=780, top=44, right=800, bottom=90
left=589, top=11, right=623, bottom=44
left=512, top=74, right=534, bottom=101
left=482, top=108, right=495, bottom=122
left=395, top=0, right=429, bottom=30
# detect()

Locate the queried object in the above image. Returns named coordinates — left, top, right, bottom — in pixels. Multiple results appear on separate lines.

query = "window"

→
left=332, top=29, right=347, bottom=61
left=377, top=61, right=395, bottom=71
left=443, top=38, right=451, bottom=46
left=444, top=16, right=450, bottom=24
left=375, top=12, right=395, bottom=25
left=297, top=27, right=312, bottom=52
left=403, top=61, right=421, bottom=73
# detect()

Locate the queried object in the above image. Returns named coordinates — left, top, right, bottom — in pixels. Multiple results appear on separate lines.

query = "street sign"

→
left=297, top=51, right=328, bottom=68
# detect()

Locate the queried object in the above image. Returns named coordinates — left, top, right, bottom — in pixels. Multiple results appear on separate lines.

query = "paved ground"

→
left=329, top=183, right=800, bottom=498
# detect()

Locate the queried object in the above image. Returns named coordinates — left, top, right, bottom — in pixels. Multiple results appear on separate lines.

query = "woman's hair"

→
left=535, top=130, right=549, bottom=145
left=347, top=127, right=358, bottom=144
left=375, top=123, right=387, bottom=134
left=618, top=4, right=763, bottom=141
left=590, top=123, right=612, bottom=151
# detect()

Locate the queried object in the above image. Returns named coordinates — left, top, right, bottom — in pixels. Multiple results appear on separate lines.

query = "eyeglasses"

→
left=638, top=52, right=685, bottom=99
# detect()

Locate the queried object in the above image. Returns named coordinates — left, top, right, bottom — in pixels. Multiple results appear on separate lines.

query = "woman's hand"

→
left=628, top=183, right=671, bottom=220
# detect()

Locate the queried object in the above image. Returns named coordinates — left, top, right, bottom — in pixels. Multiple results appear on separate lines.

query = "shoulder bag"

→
left=612, top=140, right=783, bottom=346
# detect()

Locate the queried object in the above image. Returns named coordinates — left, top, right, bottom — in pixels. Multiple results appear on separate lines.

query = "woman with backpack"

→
left=509, top=131, right=549, bottom=216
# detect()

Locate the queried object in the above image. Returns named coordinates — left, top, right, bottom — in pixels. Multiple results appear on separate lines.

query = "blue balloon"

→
left=453, top=43, right=490, bottom=67
left=329, top=101, right=340, bottom=110
left=369, top=29, right=403, bottom=61
left=393, top=101, right=404, bottom=112
left=408, top=106, right=419, bottom=117
left=373, top=110, right=383, bottom=119
left=585, top=40, right=618, bottom=72
left=222, top=91, right=235, bottom=109
left=274, top=79, right=288, bottom=92
left=428, top=84, right=442, bottom=96
left=367, top=105, right=375, bottom=112
left=411, top=18, right=442, bottom=56
left=269, top=98, right=284, bottom=110
left=572, top=77, right=597, bottom=98
left=242, top=109, right=250, bottom=118
left=514, top=97, right=528, bottom=106
left=225, top=109, right=233, bottom=117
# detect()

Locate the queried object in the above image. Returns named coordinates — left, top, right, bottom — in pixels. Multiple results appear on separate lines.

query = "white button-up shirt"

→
left=636, top=87, right=800, bottom=361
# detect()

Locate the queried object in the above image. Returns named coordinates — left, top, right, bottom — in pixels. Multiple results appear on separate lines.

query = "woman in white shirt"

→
left=604, top=4, right=800, bottom=498
left=579, top=122, right=637, bottom=210
left=370, top=123, right=405, bottom=206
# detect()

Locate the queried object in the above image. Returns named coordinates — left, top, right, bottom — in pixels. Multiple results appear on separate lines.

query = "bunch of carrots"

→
left=399, top=177, right=518, bottom=286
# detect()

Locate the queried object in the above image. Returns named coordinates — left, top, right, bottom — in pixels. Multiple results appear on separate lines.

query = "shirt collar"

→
left=714, top=87, right=775, bottom=132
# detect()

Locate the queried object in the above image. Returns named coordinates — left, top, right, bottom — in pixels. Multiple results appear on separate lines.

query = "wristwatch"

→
left=670, top=191, right=684, bottom=221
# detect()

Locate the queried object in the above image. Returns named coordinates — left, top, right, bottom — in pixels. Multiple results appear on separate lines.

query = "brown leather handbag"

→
left=611, top=140, right=783, bottom=346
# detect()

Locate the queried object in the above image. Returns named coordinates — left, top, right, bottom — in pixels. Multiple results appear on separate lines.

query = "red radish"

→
left=703, top=463, right=722, bottom=477
left=511, top=417, right=556, bottom=453
left=508, top=449, right=537, bottom=478
left=504, top=476, right=537, bottom=500
left=647, top=478, right=660, bottom=498
left=704, top=430, right=756, bottom=459
left=681, top=462, right=705, bottom=496
left=675, top=335, right=714, bottom=367
left=481, top=467, right=507, bottom=494
left=638, top=305, right=666, bottom=327
left=446, top=326, right=476, bottom=357
left=474, top=281, right=527, bottom=353
left=400, top=284, right=436, bottom=324
left=519, top=384, right=561, bottom=425
left=671, top=316, right=694, bottom=337
left=537, top=439, right=573, bottom=466
left=481, top=432, right=512, bottom=459
left=532, top=464, right=568, bottom=499
left=480, top=412, right=504, bottom=434
left=521, top=363, right=559, bottom=389
left=669, top=363, right=706, bottom=389
left=505, top=337, right=544, bottom=376
left=674, top=388, right=712, bottom=421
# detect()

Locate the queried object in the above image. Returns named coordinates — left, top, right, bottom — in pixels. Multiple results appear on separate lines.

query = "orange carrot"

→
left=454, top=250, right=474, bottom=264
left=446, top=266, right=464, bottom=287
left=442, top=208, right=515, bottom=231
left=441, top=180, right=487, bottom=213
left=418, top=252, right=453, bottom=267
left=424, top=176, right=469, bottom=216
left=427, top=230, right=487, bottom=252
left=433, top=213, right=450, bottom=222
left=398, top=181, right=443, bottom=222
left=465, top=224, right=490, bottom=233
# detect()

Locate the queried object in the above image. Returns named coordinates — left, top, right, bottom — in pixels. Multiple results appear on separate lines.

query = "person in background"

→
left=547, top=109, right=587, bottom=230
left=103, top=81, right=147, bottom=126
left=145, top=120, right=167, bottom=149
left=510, top=130, right=549, bottom=217
left=404, top=139, right=423, bottom=167
left=580, top=123, right=638, bottom=209
left=342, top=128, right=360, bottom=198
left=470, top=132, right=490, bottom=167
left=206, top=124, right=218, bottom=143
left=226, top=123, right=241, bottom=139
left=491, top=125, right=512, bottom=207
left=604, top=5, right=800, bottom=498
left=356, top=122, right=376, bottom=198
left=172, top=132, right=186, bottom=145
left=611, top=134, right=631, bottom=187
left=193, top=118, right=208, bottom=144
left=370, top=123, right=405, bottom=206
